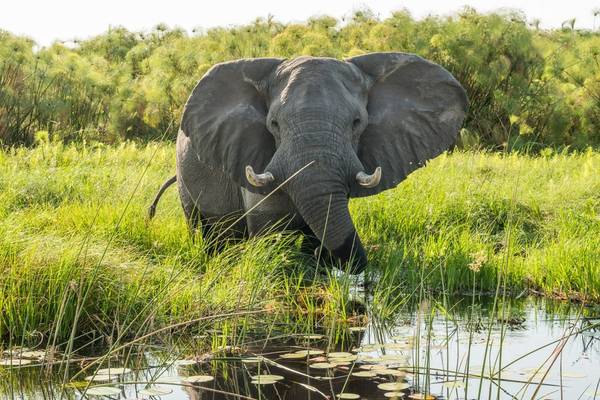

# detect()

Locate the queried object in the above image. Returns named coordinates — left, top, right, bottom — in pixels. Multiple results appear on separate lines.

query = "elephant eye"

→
left=352, top=118, right=362, bottom=130
left=270, top=119, right=279, bottom=130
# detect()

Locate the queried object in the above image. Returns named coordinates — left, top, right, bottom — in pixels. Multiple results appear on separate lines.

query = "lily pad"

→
left=398, top=369, right=414, bottom=377
left=330, top=355, right=358, bottom=362
left=214, top=345, right=242, bottom=353
left=310, top=362, right=337, bottom=369
left=184, top=375, right=215, bottom=383
left=0, top=359, right=32, bottom=366
left=62, top=381, right=89, bottom=389
left=376, top=369, right=406, bottom=377
left=377, top=382, right=410, bottom=391
left=20, top=351, right=48, bottom=359
left=139, top=387, right=173, bottom=396
left=2, top=348, right=31, bottom=357
left=241, top=357, right=264, bottom=364
left=280, top=353, right=308, bottom=359
left=251, top=374, right=284, bottom=385
left=295, top=349, right=324, bottom=356
left=352, top=371, right=378, bottom=377
left=356, top=344, right=380, bottom=352
left=95, top=367, right=131, bottom=376
left=408, top=394, right=436, bottom=400
left=86, top=387, right=122, bottom=396
left=252, top=378, right=278, bottom=385
left=328, top=352, right=353, bottom=358
left=337, top=393, right=360, bottom=399
left=300, top=334, right=325, bottom=339
left=251, top=374, right=284, bottom=381
left=331, top=360, right=352, bottom=366
left=349, top=326, right=367, bottom=332
left=384, top=393, right=406, bottom=399
left=384, top=343, right=411, bottom=351
left=360, top=364, right=387, bottom=370
left=357, top=355, right=377, bottom=362
left=85, top=374, right=116, bottom=382
left=378, top=355, right=408, bottom=362
left=175, top=359, right=197, bottom=366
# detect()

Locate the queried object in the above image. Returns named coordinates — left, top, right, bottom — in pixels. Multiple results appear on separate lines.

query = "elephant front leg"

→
left=240, top=188, right=303, bottom=236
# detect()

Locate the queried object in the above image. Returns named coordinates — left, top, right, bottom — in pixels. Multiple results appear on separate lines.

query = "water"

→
left=2, top=297, right=600, bottom=399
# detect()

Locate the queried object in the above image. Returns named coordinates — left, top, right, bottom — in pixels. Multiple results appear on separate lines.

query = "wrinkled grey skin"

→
left=149, top=52, right=468, bottom=273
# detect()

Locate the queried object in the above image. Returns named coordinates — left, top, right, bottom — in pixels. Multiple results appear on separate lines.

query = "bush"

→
left=1, top=9, right=600, bottom=149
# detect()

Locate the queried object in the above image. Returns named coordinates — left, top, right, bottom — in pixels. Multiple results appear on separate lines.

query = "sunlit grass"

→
left=355, top=149, right=600, bottom=300
left=0, top=142, right=599, bottom=347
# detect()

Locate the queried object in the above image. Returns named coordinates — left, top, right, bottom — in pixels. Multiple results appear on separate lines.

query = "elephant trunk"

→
left=288, top=172, right=367, bottom=273
left=264, top=125, right=368, bottom=273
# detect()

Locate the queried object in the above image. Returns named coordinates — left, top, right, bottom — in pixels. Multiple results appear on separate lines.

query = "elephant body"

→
left=176, top=128, right=304, bottom=238
left=150, top=53, right=468, bottom=273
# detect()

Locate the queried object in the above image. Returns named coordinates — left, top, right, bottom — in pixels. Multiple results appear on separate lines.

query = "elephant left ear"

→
left=347, top=52, right=468, bottom=197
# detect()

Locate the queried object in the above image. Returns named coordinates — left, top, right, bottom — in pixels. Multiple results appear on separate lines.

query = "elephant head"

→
left=181, top=53, right=468, bottom=272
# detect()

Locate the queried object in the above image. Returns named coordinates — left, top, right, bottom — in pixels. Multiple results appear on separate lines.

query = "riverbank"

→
left=0, top=142, right=598, bottom=344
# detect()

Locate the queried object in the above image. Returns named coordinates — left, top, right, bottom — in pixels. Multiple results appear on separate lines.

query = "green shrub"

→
left=1, top=9, right=600, bottom=149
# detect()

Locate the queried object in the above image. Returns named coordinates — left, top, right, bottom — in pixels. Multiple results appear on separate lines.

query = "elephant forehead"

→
left=278, top=56, right=341, bottom=73
left=274, top=58, right=366, bottom=106
left=275, top=57, right=363, bottom=88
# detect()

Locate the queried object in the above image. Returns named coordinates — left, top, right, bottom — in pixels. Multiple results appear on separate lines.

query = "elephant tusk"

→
left=245, top=165, right=275, bottom=187
left=356, top=167, right=382, bottom=188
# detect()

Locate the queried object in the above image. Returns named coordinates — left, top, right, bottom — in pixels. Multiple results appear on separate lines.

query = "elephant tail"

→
left=147, top=175, right=177, bottom=219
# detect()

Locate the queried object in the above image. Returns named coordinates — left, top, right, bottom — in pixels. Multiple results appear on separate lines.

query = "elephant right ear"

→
left=181, top=58, right=284, bottom=192
left=347, top=52, right=468, bottom=197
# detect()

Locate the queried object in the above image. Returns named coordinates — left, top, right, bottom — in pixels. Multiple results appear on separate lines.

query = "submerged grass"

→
left=0, top=142, right=599, bottom=345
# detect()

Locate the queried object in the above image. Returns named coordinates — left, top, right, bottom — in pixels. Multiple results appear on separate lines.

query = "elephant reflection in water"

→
left=149, top=53, right=467, bottom=273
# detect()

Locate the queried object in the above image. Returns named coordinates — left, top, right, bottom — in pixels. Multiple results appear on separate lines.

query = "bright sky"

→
left=1, top=0, right=599, bottom=47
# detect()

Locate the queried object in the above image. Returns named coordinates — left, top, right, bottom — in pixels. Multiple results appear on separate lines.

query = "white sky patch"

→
left=1, top=0, right=598, bottom=47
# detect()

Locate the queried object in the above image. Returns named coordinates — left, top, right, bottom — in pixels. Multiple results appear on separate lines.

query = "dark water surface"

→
left=2, top=297, right=600, bottom=399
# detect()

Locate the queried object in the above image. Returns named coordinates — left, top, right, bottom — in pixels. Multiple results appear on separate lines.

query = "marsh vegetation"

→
left=1, top=7, right=600, bottom=400
left=0, top=142, right=599, bottom=398
left=2, top=9, right=600, bottom=149
left=2, top=296, right=600, bottom=399
left=1, top=143, right=599, bottom=339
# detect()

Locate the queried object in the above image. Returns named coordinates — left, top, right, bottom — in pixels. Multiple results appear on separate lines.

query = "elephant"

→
left=148, top=52, right=468, bottom=274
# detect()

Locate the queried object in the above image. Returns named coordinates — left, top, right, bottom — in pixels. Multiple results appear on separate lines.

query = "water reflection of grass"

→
left=2, top=298, right=599, bottom=399
left=0, top=142, right=599, bottom=397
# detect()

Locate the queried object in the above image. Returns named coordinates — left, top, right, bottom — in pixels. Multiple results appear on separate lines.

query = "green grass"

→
left=357, top=148, right=600, bottom=299
left=0, top=142, right=599, bottom=345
